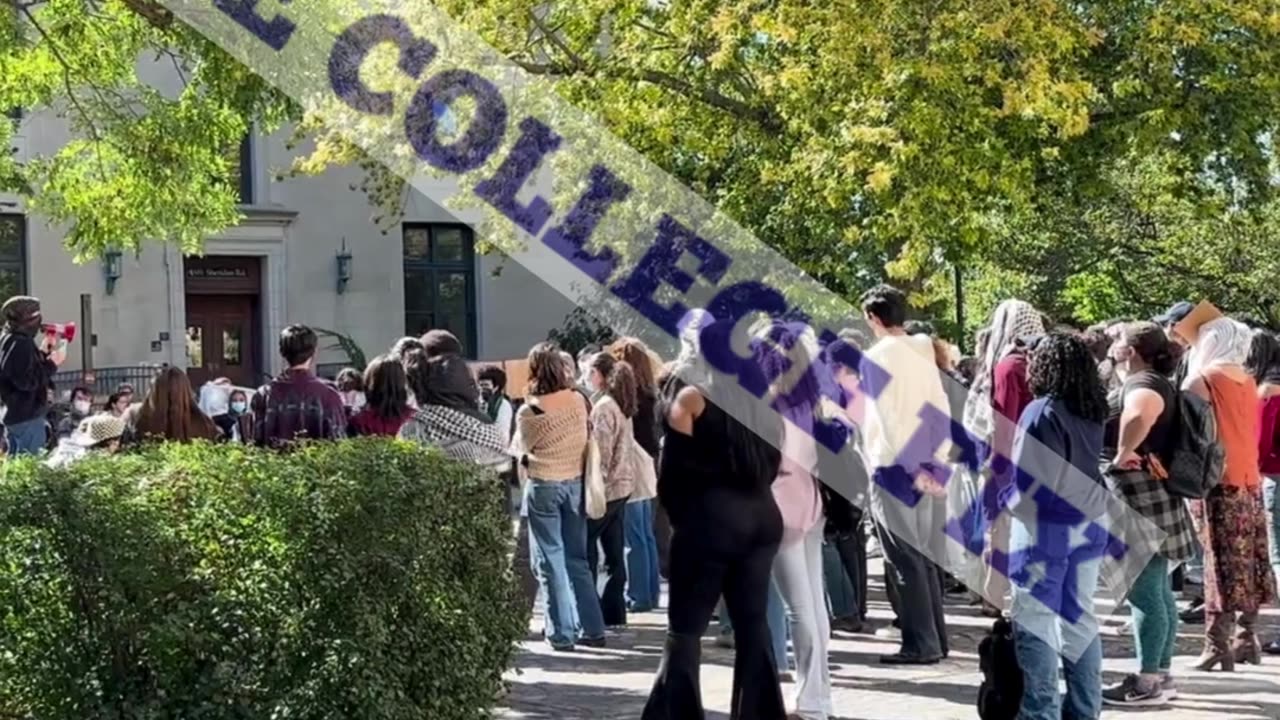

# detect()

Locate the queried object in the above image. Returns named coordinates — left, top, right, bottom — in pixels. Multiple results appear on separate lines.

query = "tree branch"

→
left=513, top=59, right=780, bottom=131
left=115, top=0, right=173, bottom=29
left=19, top=5, right=112, bottom=178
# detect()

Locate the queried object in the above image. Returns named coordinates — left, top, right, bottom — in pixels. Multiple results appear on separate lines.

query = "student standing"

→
left=1183, top=318, right=1276, bottom=671
left=585, top=353, right=638, bottom=627
left=518, top=343, right=606, bottom=651
left=1009, top=334, right=1110, bottom=720
left=860, top=285, right=949, bottom=664
left=642, top=337, right=785, bottom=720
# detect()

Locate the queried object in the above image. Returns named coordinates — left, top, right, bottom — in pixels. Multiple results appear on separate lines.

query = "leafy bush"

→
left=0, top=439, right=527, bottom=719
left=546, top=306, right=617, bottom=358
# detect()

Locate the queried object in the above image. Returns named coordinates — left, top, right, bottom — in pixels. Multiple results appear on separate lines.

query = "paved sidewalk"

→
left=498, top=559, right=1280, bottom=720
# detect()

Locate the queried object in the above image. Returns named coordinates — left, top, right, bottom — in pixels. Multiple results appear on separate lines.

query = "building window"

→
left=403, top=224, right=477, bottom=357
left=0, top=215, right=27, bottom=300
left=236, top=135, right=253, bottom=204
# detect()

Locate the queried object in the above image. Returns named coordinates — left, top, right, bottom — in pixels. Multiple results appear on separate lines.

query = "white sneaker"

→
left=874, top=626, right=902, bottom=640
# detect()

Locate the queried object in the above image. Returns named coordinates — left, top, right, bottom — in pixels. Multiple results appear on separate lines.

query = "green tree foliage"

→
left=0, top=439, right=527, bottom=719
left=546, top=305, right=617, bottom=358
left=433, top=0, right=1280, bottom=303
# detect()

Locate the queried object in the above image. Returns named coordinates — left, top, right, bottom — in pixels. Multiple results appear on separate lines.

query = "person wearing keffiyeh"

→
left=960, top=298, right=1045, bottom=615
left=397, top=350, right=509, bottom=471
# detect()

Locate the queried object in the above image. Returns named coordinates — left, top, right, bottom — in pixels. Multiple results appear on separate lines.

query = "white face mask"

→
left=343, top=391, right=366, bottom=410
left=73, top=400, right=91, bottom=415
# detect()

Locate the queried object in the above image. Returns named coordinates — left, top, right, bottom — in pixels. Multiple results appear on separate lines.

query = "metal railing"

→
left=51, top=365, right=165, bottom=400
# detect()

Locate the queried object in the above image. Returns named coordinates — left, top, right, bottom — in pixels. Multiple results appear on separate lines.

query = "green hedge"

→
left=0, top=439, right=527, bottom=719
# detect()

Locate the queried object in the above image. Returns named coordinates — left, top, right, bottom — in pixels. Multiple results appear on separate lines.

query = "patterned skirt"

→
left=1189, top=485, right=1277, bottom=614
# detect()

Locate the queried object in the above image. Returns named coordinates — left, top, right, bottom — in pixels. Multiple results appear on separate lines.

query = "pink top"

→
left=772, top=424, right=822, bottom=546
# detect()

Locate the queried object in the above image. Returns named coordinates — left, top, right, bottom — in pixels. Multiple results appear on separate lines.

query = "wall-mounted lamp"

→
left=103, top=249, right=123, bottom=295
left=335, top=238, right=352, bottom=294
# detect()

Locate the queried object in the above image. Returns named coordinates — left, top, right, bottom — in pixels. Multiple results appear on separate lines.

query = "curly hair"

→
left=1027, top=332, right=1108, bottom=423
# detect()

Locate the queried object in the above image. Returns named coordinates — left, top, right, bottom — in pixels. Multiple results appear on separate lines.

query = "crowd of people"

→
left=1, top=285, right=1279, bottom=720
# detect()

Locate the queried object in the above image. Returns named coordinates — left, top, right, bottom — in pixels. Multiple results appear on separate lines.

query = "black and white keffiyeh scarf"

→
left=399, top=404, right=511, bottom=468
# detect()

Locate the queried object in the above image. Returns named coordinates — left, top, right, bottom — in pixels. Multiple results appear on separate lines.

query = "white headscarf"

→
left=961, top=299, right=1045, bottom=440
left=1181, top=317, right=1252, bottom=390
left=676, top=308, right=713, bottom=366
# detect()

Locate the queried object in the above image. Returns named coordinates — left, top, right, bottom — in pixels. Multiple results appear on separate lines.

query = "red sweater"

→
left=349, top=407, right=412, bottom=437
left=992, top=352, right=1034, bottom=465
left=1256, top=395, right=1280, bottom=475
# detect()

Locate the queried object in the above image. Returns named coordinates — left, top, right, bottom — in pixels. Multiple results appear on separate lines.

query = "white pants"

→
left=773, top=522, right=832, bottom=720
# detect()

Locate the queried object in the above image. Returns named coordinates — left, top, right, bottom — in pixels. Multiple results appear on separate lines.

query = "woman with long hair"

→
left=760, top=322, right=833, bottom=720
left=1182, top=318, right=1276, bottom=671
left=1245, top=329, right=1280, bottom=657
left=397, top=350, right=507, bottom=469
left=350, top=354, right=413, bottom=437
left=643, top=317, right=786, bottom=720
left=1100, top=322, right=1196, bottom=707
left=1009, top=333, right=1110, bottom=720
left=518, top=342, right=606, bottom=651
left=133, top=366, right=220, bottom=442
left=585, top=353, right=638, bottom=627
left=611, top=337, right=664, bottom=613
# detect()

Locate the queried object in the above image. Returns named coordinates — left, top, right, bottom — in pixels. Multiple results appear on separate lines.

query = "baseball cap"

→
left=1153, top=301, right=1195, bottom=328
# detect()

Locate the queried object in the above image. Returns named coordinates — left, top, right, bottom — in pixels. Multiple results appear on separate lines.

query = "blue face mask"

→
left=230, top=401, right=247, bottom=414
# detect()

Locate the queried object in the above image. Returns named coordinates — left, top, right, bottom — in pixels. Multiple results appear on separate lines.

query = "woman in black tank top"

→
left=643, top=375, right=785, bottom=720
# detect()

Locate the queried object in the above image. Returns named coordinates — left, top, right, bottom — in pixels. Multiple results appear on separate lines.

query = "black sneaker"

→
left=578, top=636, right=607, bottom=649
left=1179, top=603, right=1205, bottom=625
left=1102, top=675, right=1168, bottom=707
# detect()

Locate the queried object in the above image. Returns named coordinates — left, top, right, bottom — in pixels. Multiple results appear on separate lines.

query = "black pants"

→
left=643, top=490, right=785, bottom=720
left=831, top=520, right=868, bottom=621
left=655, top=502, right=673, bottom=579
left=876, top=522, right=948, bottom=659
left=587, top=498, right=629, bottom=627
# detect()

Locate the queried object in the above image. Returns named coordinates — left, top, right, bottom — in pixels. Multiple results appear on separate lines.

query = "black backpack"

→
left=1163, top=391, right=1225, bottom=499
left=977, top=618, right=1022, bottom=720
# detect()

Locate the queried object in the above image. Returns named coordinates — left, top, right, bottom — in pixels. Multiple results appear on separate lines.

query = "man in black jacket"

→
left=0, top=296, right=62, bottom=455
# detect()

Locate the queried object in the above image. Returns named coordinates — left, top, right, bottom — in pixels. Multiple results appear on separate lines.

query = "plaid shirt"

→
left=252, top=369, right=347, bottom=448
left=1106, top=467, right=1196, bottom=563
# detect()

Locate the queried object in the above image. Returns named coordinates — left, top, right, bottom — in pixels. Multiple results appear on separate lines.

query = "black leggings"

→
left=643, top=490, right=785, bottom=720
left=587, top=498, right=629, bottom=626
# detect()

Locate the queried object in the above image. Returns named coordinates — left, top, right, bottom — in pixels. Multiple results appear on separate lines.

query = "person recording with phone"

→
left=0, top=296, right=65, bottom=456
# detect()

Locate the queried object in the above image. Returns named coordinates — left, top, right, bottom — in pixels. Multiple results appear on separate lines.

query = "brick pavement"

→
left=497, top=559, right=1280, bottom=720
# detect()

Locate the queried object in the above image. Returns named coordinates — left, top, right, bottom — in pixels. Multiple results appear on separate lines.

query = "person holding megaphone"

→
left=0, top=296, right=65, bottom=456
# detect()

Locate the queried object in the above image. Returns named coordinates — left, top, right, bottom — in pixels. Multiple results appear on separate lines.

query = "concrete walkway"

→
left=497, top=559, right=1280, bottom=720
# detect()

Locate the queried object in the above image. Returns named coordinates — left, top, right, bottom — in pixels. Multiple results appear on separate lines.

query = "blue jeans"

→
left=823, top=539, right=856, bottom=619
left=625, top=498, right=661, bottom=611
left=1009, top=517, right=1103, bottom=720
left=526, top=478, right=606, bottom=648
left=5, top=417, right=47, bottom=456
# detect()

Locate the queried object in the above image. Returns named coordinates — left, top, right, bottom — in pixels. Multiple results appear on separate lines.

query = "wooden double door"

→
left=185, top=294, right=259, bottom=388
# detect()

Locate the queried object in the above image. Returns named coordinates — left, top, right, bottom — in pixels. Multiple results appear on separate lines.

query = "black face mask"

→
left=480, top=388, right=496, bottom=401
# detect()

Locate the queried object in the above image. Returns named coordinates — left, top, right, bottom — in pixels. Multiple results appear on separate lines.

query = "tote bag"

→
left=629, top=438, right=658, bottom=502
left=583, top=397, right=608, bottom=519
